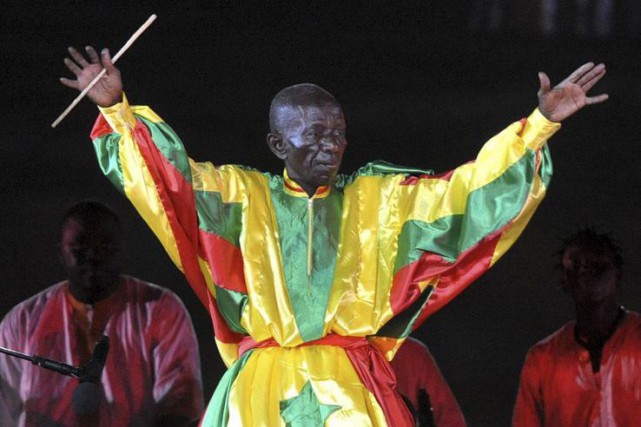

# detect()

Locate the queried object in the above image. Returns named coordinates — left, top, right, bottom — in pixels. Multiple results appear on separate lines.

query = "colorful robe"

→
left=91, top=95, right=559, bottom=426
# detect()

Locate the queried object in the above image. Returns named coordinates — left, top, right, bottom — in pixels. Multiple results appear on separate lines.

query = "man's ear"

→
left=267, top=132, right=288, bottom=160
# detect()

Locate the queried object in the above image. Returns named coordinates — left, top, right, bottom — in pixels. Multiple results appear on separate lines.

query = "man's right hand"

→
left=60, top=46, right=123, bottom=108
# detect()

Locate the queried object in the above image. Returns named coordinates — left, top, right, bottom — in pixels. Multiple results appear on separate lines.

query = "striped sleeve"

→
left=371, top=109, right=559, bottom=358
left=90, top=94, right=249, bottom=366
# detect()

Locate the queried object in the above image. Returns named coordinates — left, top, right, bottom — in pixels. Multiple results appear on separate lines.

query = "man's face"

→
left=278, top=102, right=347, bottom=192
left=562, top=245, right=619, bottom=305
left=61, top=218, right=122, bottom=302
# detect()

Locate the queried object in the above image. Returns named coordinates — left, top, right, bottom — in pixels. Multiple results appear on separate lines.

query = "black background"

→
left=1, top=1, right=640, bottom=425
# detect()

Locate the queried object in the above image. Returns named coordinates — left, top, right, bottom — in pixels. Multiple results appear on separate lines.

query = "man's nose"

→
left=320, top=136, right=340, bottom=152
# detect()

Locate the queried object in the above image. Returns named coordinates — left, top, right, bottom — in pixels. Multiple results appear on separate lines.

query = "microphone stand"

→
left=0, top=335, right=109, bottom=381
left=0, top=346, right=83, bottom=378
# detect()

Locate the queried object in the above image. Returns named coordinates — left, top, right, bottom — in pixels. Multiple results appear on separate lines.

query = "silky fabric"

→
left=0, top=276, right=203, bottom=427
left=513, top=310, right=641, bottom=427
left=91, top=97, right=560, bottom=425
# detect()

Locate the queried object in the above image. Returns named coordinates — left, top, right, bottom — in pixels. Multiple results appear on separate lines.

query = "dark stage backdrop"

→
left=1, top=2, right=640, bottom=425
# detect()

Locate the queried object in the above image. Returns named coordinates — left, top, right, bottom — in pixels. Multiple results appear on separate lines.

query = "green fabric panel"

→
left=137, top=116, right=193, bottom=182
left=215, top=286, right=249, bottom=334
left=194, top=190, right=242, bottom=246
left=202, top=349, right=254, bottom=426
left=394, top=150, right=537, bottom=273
left=539, top=145, right=553, bottom=188
left=356, top=160, right=435, bottom=177
left=93, top=134, right=125, bottom=194
left=280, top=381, right=341, bottom=426
left=376, top=286, right=434, bottom=338
left=334, top=160, right=434, bottom=189
left=269, top=176, right=343, bottom=342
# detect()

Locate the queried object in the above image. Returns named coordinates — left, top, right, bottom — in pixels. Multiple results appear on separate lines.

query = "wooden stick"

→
left=51, top=14, right=157, bottom=128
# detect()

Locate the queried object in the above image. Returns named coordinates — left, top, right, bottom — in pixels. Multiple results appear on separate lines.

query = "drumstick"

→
left=52, top=14, right=157, bottom=128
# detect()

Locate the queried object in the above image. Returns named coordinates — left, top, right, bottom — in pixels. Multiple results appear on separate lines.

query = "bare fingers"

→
left=67, top=46, right=91, bottom=67
left=59, top=76, right=79, bottom=89
left=63, top=56, right=83, bottom=76
left=564, top=62, right=596, bottom=84
left=585, top=93, right=609, bottom=106
left=579, top=65, right=606, bottom=93
left=538, top=71, right=552, bottom=94
left=85, top=46, right=100, bottom=63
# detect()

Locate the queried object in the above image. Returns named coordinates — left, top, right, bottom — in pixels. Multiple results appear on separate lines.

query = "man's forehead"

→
left=279, top=103, right=344, bottom=123
left=563, top=245, right=614, bottom=266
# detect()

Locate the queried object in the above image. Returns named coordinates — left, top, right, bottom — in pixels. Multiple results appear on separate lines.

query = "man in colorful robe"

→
left=60, top=45, right=607, bottom=426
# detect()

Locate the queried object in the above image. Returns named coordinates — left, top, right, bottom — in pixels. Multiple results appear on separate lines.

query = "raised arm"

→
left=367, top=63, right=608, bottom=359
left=59, top=46, right=253, bottom=366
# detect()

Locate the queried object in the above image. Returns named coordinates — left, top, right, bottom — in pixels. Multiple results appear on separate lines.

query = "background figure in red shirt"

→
left=0, top=201, right=204, bottom=426
left=513, top=227, right=641, bottom=426
left=391, top=337, right=467, bottom=426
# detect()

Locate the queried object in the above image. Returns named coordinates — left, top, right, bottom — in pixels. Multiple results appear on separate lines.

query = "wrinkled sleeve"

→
left=151, top=291, right=204, bottom=422
left=91, top=95, right=252, bottom=366
left=513, top=350, right=544, bottom=427
left=368, top=110, right=559, bottom=356
left=0, top=312, right=26, bottom=424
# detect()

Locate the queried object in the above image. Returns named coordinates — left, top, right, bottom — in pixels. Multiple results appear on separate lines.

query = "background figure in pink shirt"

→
left=513, top=228, right=641, bottom=426
left=391, top=337, right=466, bottom=427
left=0, top=201, right=204, bottom=427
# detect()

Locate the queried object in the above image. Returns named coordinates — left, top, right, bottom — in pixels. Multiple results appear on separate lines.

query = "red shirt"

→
left=391, top=337, right=467, bottom=426
left=0, top=276, right=203, bottom=426
left=514, top=311, right=641, bottom=427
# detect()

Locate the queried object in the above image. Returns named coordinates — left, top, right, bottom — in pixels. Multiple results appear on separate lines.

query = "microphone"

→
left=72, top=336, right=110, bottom=417
left=79, top=335, right=110, bottom=383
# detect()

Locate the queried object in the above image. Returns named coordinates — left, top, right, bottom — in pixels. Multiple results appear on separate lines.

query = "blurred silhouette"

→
left=0, top=201, right=203, bottom=426
left=514, top=228, right=641, bottom=426
left=391, top=337, right=466, bottom=427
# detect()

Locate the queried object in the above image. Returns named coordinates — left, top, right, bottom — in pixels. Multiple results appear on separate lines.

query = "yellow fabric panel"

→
left=327, top=176, right=397, bottom=337
left=198, top=257, right=217, bottom=298
left=215, top=338, right=240, bottom=369
left=490, top=157, right=547, bottom=266
left=368, top=336, right=406, bottom=362
left=397, top=110, right=559, bottom=225
left=96, top=106, right=186, bottom=275
left=190, top=161, right=261, bottom=205
left=522, top=108, right=561, bottom=151
left=227, top=346, right=387, bottom=426
left=237, top=173, right=303, bottom=346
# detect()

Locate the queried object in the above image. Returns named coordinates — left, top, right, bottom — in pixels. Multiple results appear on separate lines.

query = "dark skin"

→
left=267, top=101, right=347, bottom=196
left=562, top=244, right=621, bottom=347
left=61, top=217, right=123, bottom=304
left=60, top=216, right=193, bottom=427
left=60, top=46, right=608, bottom=197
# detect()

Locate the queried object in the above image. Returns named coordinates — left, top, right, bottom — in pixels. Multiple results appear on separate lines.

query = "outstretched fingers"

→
left=85, top=46, right=100, bottom=63
left=585, top=93, right=609, bottom=106
left=100, top=48, right=115, bottom=70
left=67, top=46, right=91, bottom=68
left=579, top=65, right=606, bottom=93
left=564, top=62, right=596, bottom=84
left=63, top=56, right=83, bottom=76
left=59, top=76, right=78, bottom=90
